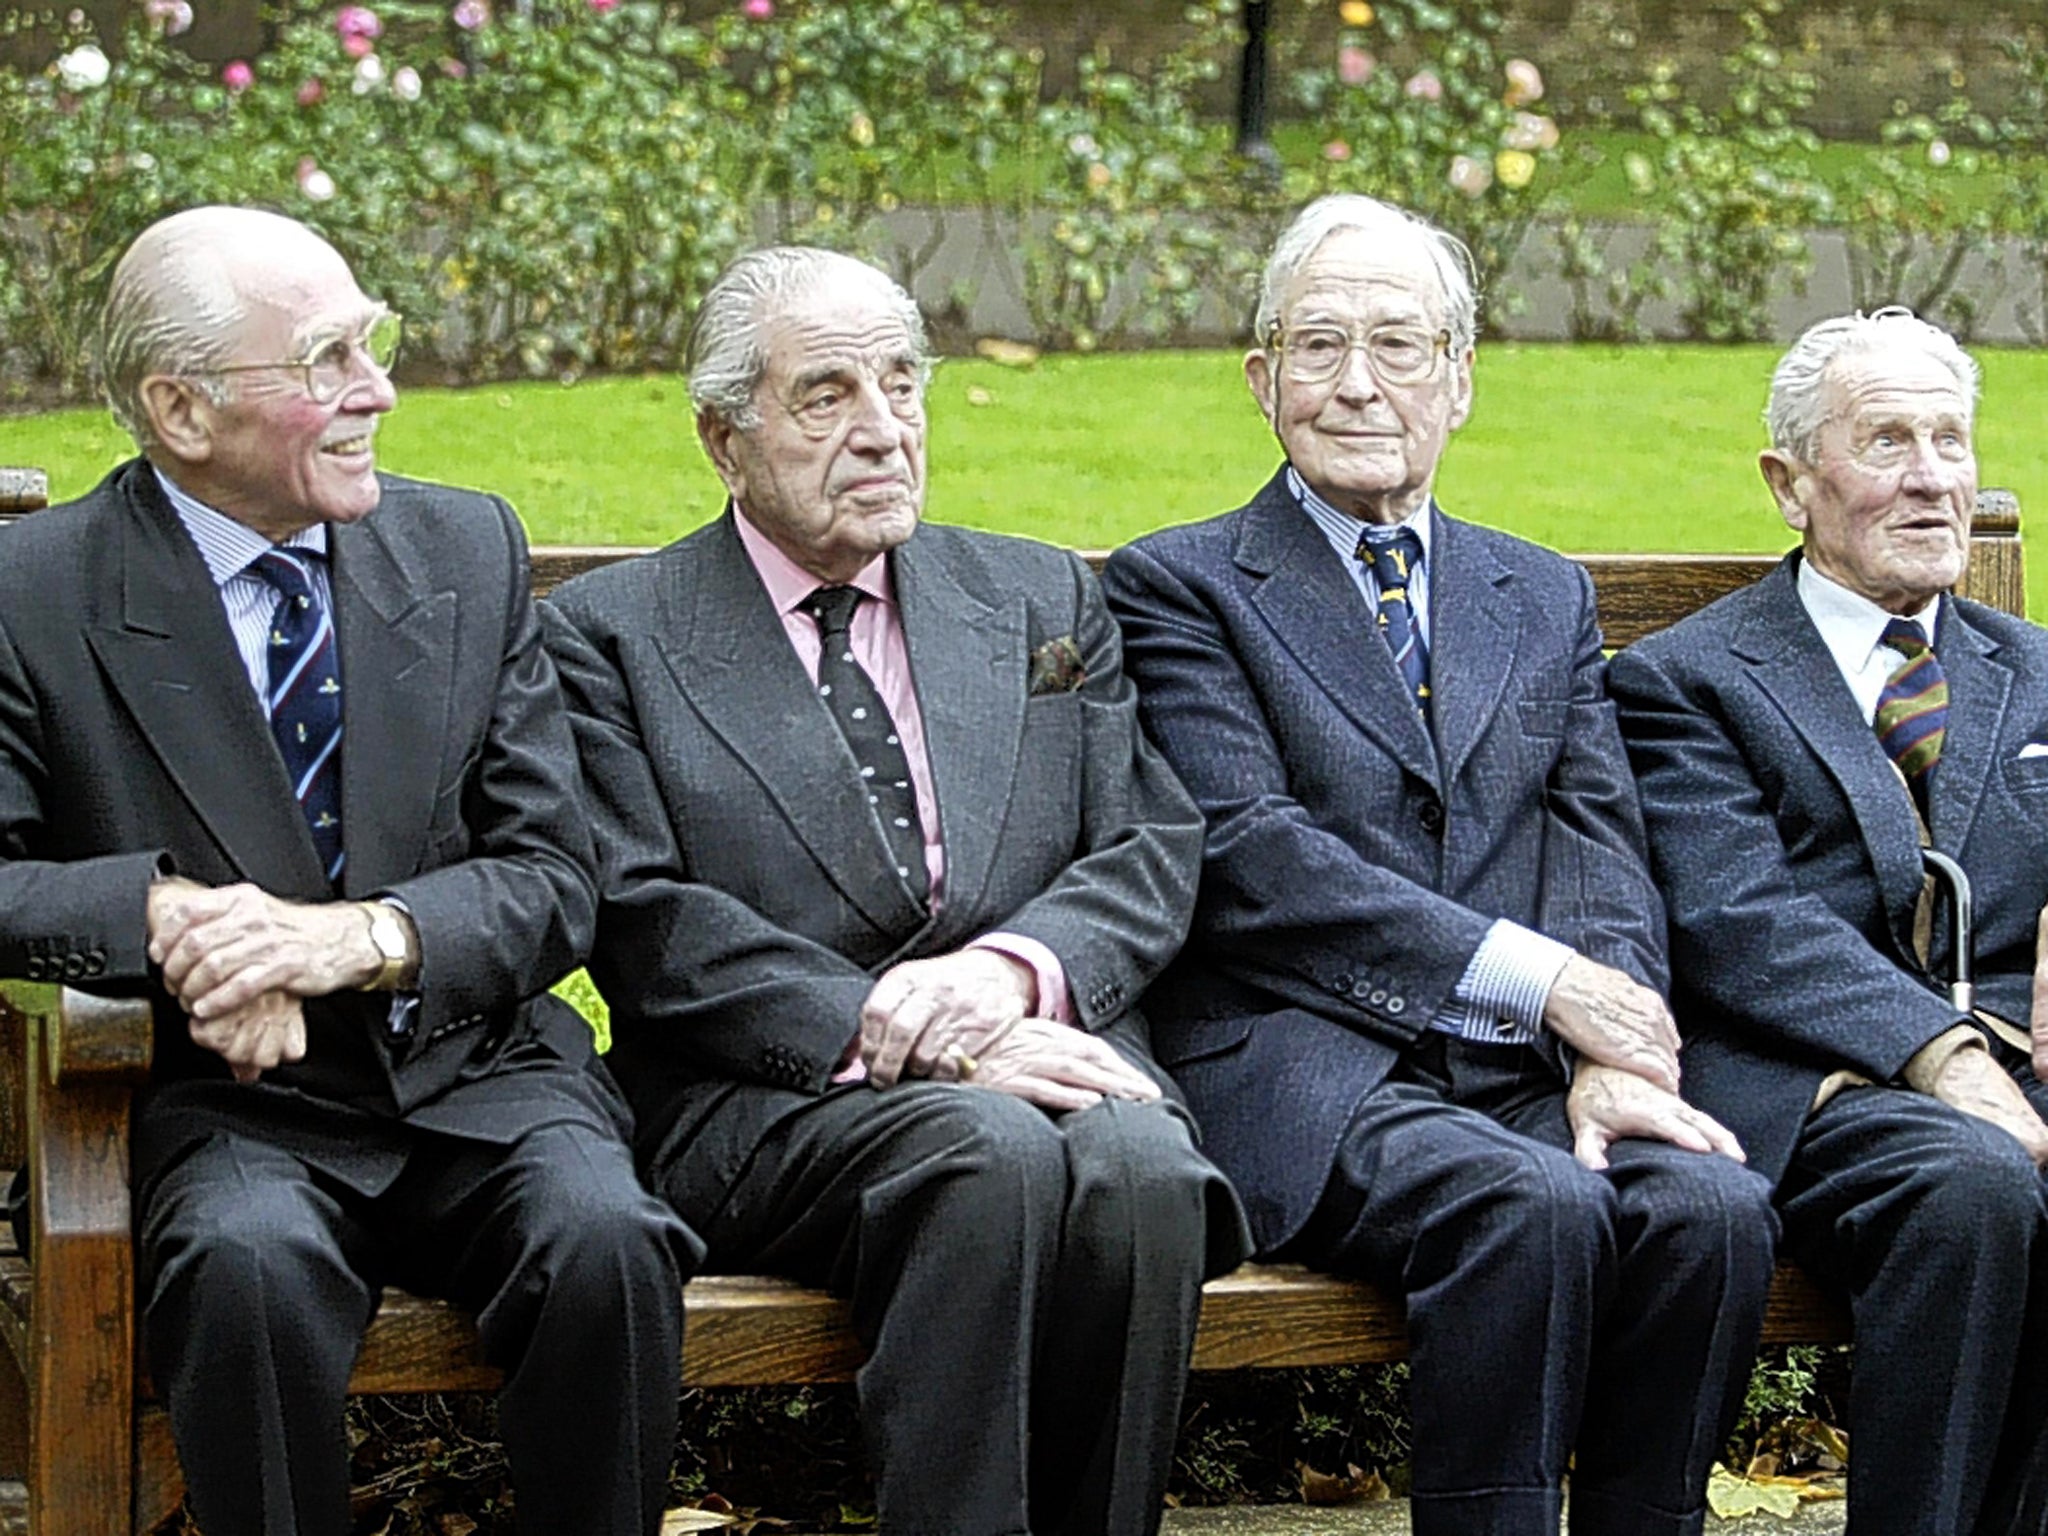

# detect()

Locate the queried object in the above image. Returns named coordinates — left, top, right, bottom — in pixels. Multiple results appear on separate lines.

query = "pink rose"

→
left=1323, top=139, right=1352, bottom=162
left=588, top=0, right=618, bottom=12
left=438, top=55, right=468, bottom=76
left=343, top=32, right=372, bottom=56
left=296, top=76, right=325, bottom=105
left=1403, top=69, right=1442, bottom=102
left=1338, top=45, right=1374, bottom=86
left=1503, top=58, right=1544, bottom=108
left=221, top=59, right=253, bottom=90
left=742, top=0, right=772, bottom=16
left=335, top=4, right=380, bottom=39
left=450, top=0, right=488, bottom=29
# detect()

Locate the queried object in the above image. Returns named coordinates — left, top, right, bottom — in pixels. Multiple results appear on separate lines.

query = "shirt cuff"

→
left=1454, top=919, right=1576, bottom=1033
left=1900, top=1021, right=1989, bottom=1094
left=970, top=932, right=1073, bottom=1024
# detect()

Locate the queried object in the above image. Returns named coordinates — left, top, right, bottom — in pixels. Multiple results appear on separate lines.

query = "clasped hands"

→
left=146, top=877, right=388, bottom=1084
left=1545, top=953, right=1746, bottom=1171
left=860, top=949, right=1158, bottom=1113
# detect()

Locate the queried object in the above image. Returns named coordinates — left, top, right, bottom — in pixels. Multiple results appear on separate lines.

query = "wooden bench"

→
left=0, top=462, right=2027, bottom=1536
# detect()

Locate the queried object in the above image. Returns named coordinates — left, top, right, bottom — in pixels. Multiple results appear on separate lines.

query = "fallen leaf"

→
left=1706, top=1463, right=1802, bottom=1520
left=436, top=1516, right=478, bottom=1536
left=1746, top=1452, right=1781, bottom=1478
left=1795, top=1416, right=1851, bottom=1464
left=965, top=385, right=995, bottom=407
left=974, top=338, right=1040, bottom=368
left=661, top=1509, right=737, bottom=1533
left=1298, top=1460, right=1388, bottom=1505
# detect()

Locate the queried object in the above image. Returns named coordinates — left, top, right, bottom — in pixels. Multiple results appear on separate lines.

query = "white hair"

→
left=1767, top=307, right=1980, bottom=462
left=686, top=246, right=930, bottom=431
left=1253, top=194, right=1479, bottom=353
left=100, top=206, right=345, bottom=450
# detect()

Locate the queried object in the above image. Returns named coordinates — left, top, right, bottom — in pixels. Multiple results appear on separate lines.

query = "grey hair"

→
left=1253, top=194, right=1480, bottom=353
left=99, top=208, right=275, bottom=449
left=686, top=246, right=930, bottom=431
left=1767, top=306, right=1980, bottom=462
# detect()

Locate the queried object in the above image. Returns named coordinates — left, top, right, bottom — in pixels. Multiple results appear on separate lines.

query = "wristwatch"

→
left=358, top=901, right=411, bottom=991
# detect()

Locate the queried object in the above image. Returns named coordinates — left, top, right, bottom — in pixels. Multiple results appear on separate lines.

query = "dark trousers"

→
left=1778, top=1072, right=2048, bottom=1536
left=654, top=1079, right=1242, bottom=1536
left=1281, top=1036, right=1778, bottom=1536
left=140, top=1119, right=693, bottom=1536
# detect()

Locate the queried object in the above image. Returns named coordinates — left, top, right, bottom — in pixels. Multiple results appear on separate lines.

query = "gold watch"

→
left=359, top=902, right=411, bottom=991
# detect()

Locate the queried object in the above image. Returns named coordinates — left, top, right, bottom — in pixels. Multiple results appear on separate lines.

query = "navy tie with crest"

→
left=1356, top=526, right=1431, bottom=718
left=252, top=548, right=345, bottom=885
left=806, top=585, right=929, bottom=906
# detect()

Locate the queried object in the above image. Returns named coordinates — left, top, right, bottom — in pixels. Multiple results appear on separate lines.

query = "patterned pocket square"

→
left=1028, top=635, right=1088, bottom=696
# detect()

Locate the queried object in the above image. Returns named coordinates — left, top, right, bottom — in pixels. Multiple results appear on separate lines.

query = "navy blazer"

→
left=1104, top=469, right=1667, bottom=1250
left=1609, top=553, right=2048, bottom=1186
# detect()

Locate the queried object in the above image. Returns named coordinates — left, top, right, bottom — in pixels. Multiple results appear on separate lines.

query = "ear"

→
left=140, top=375, right=214, bottom=466
left=1759, top=449, right=1809, bottom=532
left=1244, top=349, right=1277, bottom=427
left=695, top=408, right=749, bottom=503
left=1445, top=346, right=1476, bottom=433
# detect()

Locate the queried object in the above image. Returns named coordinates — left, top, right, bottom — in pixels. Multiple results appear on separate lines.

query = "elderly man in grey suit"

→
left=1102, top=194, right=1778, bottom=1536
left=1610, top=308, right=2048, bottom=1536
left=0, top=207, right=691, bottom=1536
left=542, top=245, right=1246, bottom=1536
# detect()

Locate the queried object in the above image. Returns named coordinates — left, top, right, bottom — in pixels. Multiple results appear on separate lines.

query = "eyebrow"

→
left=790, top=352, right=921, bottom=395
left=290, top=302, right=389, bottom=356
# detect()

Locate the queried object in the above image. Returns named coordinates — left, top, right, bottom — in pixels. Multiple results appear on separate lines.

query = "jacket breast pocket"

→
left=1518, top=697, right=1569, bottom=739
left=2001, top=753, right=2048, bottom=797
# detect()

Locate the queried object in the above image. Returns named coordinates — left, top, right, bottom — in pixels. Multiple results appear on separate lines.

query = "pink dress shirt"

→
left=732, top=511, right=1074, bottom=1080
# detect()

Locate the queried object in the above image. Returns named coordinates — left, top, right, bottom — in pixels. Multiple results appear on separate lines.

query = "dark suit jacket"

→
left=0, top=461, right=615, bottom=1196
left=1102, top=469, right=1667, bottom=1251
left=1608, top=553, right=2048, bottom=1186
left=541, top=512, right=1206, bottom=1207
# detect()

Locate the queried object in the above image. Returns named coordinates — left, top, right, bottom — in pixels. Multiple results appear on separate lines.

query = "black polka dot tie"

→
left=806, top=586, right=928, bottom=905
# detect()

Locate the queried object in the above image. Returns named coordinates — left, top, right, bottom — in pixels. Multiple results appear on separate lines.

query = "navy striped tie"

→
left=252, top=549, right=345, bottom=885
left=1357, top=526, right=1430, bottom=717
left=1875, top=616, right=1947, bottom=814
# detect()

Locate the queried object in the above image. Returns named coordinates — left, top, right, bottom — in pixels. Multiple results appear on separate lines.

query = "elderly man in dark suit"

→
left=541, top=245, right=1245, bottom=1536
left=1101, top=194, right=1777, bottom=1536
left=1609, top=308, right=2048, bottom=1536
left=0, top=206, right=692, bottom=1536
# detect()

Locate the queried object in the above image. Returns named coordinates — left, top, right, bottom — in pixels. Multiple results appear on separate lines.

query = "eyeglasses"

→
left=1266, top=322, right=1451, bottom=387
left=202, top=310, right=403, bottom=404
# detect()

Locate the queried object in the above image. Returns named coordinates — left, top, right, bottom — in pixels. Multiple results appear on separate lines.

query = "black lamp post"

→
left=1236, top=0, right=1278, bottom=167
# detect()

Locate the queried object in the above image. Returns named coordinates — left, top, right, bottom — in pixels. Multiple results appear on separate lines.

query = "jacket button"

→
left=61, top=955, right=86, bottom=981
left=23, top=958, right=45, bottom=982
left=1417, top=801, right=1444, bottom=834
left=1368, top=988, right=1387, bottom=1006
left=1333, top=973, right=1355, bottom=993
left=1387, top=997, right=1406, bottom=1015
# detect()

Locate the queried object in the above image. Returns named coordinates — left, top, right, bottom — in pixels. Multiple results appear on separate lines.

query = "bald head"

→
left=101, top=207, right=354, bottom=450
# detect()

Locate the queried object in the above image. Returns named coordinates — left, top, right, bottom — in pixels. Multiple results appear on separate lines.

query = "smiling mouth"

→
left=322, top=433, right=374, bottom=457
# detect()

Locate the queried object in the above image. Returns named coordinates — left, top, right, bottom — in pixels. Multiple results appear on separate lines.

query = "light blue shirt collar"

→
left=152, top=465, right=327, bottom=586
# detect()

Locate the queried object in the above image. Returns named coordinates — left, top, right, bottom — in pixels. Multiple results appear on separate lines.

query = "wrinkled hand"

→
left=1542, top=955, right=1682, bottom=1093
left=963, top=1017, right=1162, bottom=1114
left=1565, top=1061, right=1745, bottom=1171
left=186, top=989, right=309, bottom=1085
left=147, top=880, right=381, bottom=1022
left=861, top=949, right=1037, bottom=1087
left=1929, top=1044, right=2048, bottom=1168
left=2029, top=903, right=2048, bottom=1081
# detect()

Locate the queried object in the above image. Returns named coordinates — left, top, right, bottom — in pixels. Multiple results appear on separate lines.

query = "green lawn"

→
left=9, top=342, right=2048, bottom=612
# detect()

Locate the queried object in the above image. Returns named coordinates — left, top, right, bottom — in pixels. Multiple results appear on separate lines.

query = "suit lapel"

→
left=1739, top=561, right=1928, bottom=951
left=331, top=513, right=454, bottom=897
left=85, top=469, right=330, bottom=895
left=1928, top=598, right=2009, bottom=855
left=1427, top=509, right=1516, bottom=787
left=1238, top=474, right=1438, bottom=786
left=894, top=531, right=1026, bottom=931
left=656, top=517, right=929, bottom=938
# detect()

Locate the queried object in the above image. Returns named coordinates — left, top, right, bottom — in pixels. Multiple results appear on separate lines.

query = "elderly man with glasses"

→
left=0, top=205, right=693, bottom=1536
left=1102, top=194, right=1778, bottom=1536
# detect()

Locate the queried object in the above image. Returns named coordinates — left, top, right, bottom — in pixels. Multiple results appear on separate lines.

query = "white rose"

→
left=55, top=43, right=110, bottom=91
left=351, top=52, right=385, bottom=93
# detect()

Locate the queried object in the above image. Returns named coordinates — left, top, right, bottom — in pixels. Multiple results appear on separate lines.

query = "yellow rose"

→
left=1339, top=0, right=1372, bottom=25
left=1495, top=149, right=1536, bottom=189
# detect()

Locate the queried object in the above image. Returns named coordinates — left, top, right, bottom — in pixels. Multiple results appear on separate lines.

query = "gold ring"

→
left=947, top=1046, right=979, bottom=1081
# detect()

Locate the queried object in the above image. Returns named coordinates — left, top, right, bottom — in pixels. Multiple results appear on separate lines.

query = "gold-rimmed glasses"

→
left=1267, top=322, right=1451, bottom=387
left=202, top=310, right=403, bottom=404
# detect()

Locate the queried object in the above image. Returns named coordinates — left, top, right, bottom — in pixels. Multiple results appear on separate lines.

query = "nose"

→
left=1900, top=435, right=1961, bottom=495
left=340, top=352, right=397, bottom=414
left=844, top=379, right=907, bottom=453
left=1331, top=338, right=1385, bottom=402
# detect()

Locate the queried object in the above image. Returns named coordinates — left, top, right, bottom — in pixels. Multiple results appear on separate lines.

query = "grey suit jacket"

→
left=1610, top=552, right=2048, bottom=1185
left=541, top=512, right=1205, bottom=1194
left=1104, top=469, right=1668, bottom=1251
left=0, top=460, right=616, bottom=1196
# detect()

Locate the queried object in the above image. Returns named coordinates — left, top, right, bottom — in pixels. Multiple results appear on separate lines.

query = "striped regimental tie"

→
left=251, top=548, right=345, bottom=885
left=1355, top=526, right=1431, bottom=719
left=1874, top=615, right=1947, bottom=814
